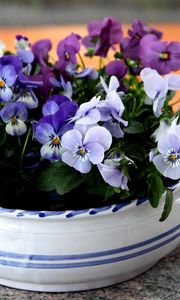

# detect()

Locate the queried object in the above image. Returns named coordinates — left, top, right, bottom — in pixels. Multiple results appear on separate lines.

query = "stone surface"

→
left=0, top=246, right=179, bottom=300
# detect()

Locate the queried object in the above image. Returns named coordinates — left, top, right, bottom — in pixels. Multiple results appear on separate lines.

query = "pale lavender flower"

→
left=140, top=67, right=180, bottom=117
left=98, top=159, right=128, bottom=189
left=61, top=125, right=112, bottom=173
left=70, top=96, right=101, bottom=125
left=99, top=76, right=128, bottom=138
left=0, top=102, right=28, bottom=136
left=152, top=126, right=180, bottom=180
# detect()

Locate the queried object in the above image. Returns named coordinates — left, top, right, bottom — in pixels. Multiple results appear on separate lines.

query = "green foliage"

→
left=147, top=173, right=164, bottom=208
left=159, top=189, right=173, bottom=222
left=37, top=162, right=84, bottom=195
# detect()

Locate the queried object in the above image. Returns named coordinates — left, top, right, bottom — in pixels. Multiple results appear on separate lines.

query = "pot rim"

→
left=0, top=182, right=179, bottom=220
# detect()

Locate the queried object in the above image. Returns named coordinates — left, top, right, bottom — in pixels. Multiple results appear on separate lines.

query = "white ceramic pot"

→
left=0, top=183, right=179, bottom=292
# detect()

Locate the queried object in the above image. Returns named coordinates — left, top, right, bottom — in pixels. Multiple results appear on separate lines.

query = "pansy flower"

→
left=0, top=65, right=16, bottom=102
left=152, top=125, right=180, bottom=180
left=35, top=100, right=77, bottom=161
left=98, top=158, right=128, bottom=189
left=140, top=34, right=180, bottom=74
left=99, top=76, right=128, bottom=137
left=61, top=125, right=112, bottom=173
left=140, top=67, right=180, bottom=116
left=0, top=102, right=28, bottom=136
left=82, top=17, right=122, bottom=57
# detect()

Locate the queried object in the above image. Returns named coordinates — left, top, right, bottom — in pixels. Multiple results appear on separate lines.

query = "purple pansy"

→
left=121, top=19, right=162, bottom=61
left=82, top=17, right=122, bottom=57
left=56, top=33, right=81, bottom=73
left=98, top=159, right=128, bottom=189
left=140, top=67, right=180, bottom=116
left=152, top=125, right=180, bottom=180
left=0, top=55, right=23, bottom=73
left=35, top=110, right=74, bottom=161
left=0, top=65, right=16, bottom=102
left=32, top=39, right=52, bottom=66
left=61, top=125, right=112, bottom=173
left=105, top=60, right=127, bottom=79
left=0, top=102, right=28, bottom=136
left=70, top=96, right=101, bottom=125
left=42, top=94, right=78, bottom=118
left=140, top=34, right=180, bottom=74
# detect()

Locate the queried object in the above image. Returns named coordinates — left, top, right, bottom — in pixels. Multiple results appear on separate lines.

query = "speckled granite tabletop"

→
left=0, top=246, right=179, bottom=300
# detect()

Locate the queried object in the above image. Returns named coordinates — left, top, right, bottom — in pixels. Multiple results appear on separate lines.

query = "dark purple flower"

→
left=140, top=34, right=180, bottom=74
left=0, top=55, right=23, bottom=73
left=0, top=65, right=16, bottom=102
left=82, top=17, right=122, bottom=57
left=105, top=60, right=127, bottom=79
left=56, top=33, right=81, bottom=73
left=121, top=19, right=162, bottom=61
left=0, top=102, right=28, bottom=136
left=128, top=19, right=162, bottom=40
left=32, top=39, right=52, bottom=66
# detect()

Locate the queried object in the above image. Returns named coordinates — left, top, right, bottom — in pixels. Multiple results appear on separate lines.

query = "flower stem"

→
left=20, top=128, right=31, bottom=170
left=78, top=53, right=86, bottom=69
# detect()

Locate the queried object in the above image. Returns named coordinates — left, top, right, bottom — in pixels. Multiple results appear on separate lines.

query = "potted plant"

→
left=0, top=17, right=179, bottom=292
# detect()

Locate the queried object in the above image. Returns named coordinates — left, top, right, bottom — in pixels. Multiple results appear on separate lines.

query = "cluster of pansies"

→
left=0, top=17, right=180, bottom=219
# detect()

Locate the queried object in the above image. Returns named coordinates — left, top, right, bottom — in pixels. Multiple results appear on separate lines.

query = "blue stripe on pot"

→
left=0, top=232, right=179, bottom=269
left=0, top=225, right=179, bottom=261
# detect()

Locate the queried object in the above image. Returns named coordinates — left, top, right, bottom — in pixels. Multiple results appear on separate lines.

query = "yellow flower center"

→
left=11, top=116, right=18, bottom=125
left=170, top=153, right=177, bottom=161
left=160, top=52, right=169, bottom=60
left=53, top=136, right=60, bottom=145
left=0, top=79, right=5, bottom=88
left=79, top=147, right=86, bottom=156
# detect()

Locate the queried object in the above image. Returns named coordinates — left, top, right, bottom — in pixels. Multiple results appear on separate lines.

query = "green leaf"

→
left=124, top=121, right=144, bottom=134
left=147, top=174, right=163, bottom=208
left=125, top=143, right=146, bottom=161
left=159, top=189, right=173, bottom=222
left=37, top=162, right=84, bottom=195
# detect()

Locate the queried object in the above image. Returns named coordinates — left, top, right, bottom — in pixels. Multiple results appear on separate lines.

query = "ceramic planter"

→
left=0, top=183, right=179, bottom=292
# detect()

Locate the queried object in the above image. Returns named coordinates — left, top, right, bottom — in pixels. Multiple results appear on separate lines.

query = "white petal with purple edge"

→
left=6, top=120, right=27, bottom=136
left=83, top=126, right=112, bottom=151
left=98, top=163, right=127, bottom=189
left=40, top=142, right=62, bottom=161
left=0, top=85, right=13, bottom=102
left=62, top=151, right=78, bottom=167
